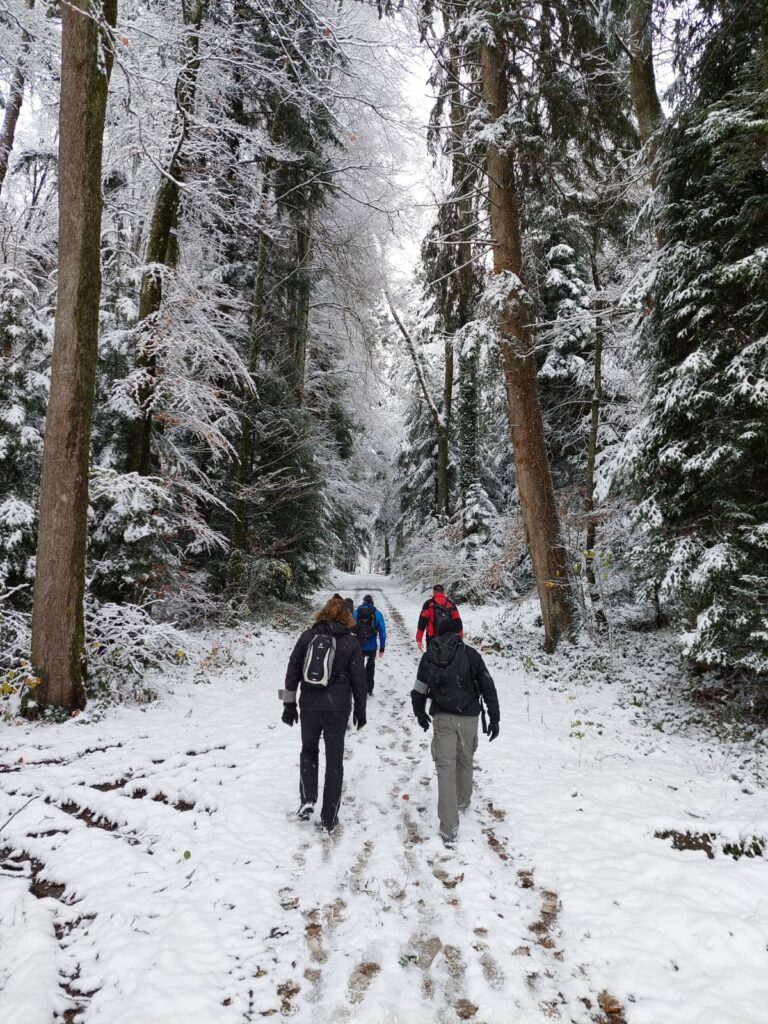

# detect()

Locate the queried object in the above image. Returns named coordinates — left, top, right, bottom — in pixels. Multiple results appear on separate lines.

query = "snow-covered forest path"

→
left=1, top=574, right=767, bottom=1024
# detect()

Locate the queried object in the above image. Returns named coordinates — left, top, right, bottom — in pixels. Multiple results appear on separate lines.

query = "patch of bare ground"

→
left=2, top=846, right=99, bottom=1022
left=128, top=787, right=195, bottom=811
left=580, top=990, right=627, bottom=1024
left=486, top=800, right=506, bottom=820
left=655, top=828, right=766, bottom=860
left=654, top=829, right=715, bottom=858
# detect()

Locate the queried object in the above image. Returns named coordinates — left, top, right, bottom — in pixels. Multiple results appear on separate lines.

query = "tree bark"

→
left=291, top=215, right=313, bottom=407
left=0, top=0, right=36, bottom=197
left=30, top=0, right=117, bottom=712
left=383, top=535, right=391, bottom=576
left=585, top=253, right=606, bottom=627
left=230, top=192, right=270, bottom=560
left=127, top=0, right=204, bottom=475
left=444, top=18, right=479, bottom=523
left=481, top=27, right=572, bottom=651
left=627, top=0, right=665, bottom=176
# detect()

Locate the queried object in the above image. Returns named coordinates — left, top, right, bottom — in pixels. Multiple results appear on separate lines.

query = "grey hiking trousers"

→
left=431, top=713, right=479, bottom=836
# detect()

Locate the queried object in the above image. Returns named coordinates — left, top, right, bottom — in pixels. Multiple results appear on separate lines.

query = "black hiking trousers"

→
left=363, top=652, right=376, bottom=694
left=299, top=708, right=349, bottom=829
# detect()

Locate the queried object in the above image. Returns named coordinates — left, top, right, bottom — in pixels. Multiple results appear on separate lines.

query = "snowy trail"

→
left=1, top=573, right=767, bottom=1024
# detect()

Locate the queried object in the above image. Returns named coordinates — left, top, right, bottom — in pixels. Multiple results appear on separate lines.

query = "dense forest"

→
left=0, top=0, right=766, bottom=715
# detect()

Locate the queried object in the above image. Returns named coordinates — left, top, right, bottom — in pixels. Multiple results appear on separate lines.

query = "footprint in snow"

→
left=347, top=961, right=381, bottom=1004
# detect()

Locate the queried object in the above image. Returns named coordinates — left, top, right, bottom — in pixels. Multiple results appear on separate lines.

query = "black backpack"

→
left=430, top=597, right=457, bottom=637
left=424, top=638, right=474, bottom=712
left=356, top=605, right=376, bottom=644
left=302, top=632, right=336, bottom=687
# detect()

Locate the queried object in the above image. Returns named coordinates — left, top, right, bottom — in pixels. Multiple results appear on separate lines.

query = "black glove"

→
left=281, top=703, right=298, bottom=727
left=353, top=709, right=366, bottom=730
left=488, top=720, right=499, bottom=742
left=416, top=711, right=431, bottom=732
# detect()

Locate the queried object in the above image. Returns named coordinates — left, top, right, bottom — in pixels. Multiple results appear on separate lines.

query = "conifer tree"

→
left=629, top=1, right=768, bottom=674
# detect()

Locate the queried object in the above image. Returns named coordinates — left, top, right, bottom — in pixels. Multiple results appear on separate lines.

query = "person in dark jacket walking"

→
left=411, top=617, right=500, bottom=845
left=280, top=594, right=367, bottom=832
left=353, top=594, right=386, bottom=696
left=415, top=584, right=463, bottom=650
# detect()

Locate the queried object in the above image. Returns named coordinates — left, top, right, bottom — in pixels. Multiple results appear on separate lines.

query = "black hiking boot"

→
left=297, top=802, right=315, bottom=821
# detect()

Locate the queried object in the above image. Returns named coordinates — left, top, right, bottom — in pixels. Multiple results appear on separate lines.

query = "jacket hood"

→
left=426, top=633, right=463, bottom=668
left=314, top=620, right=352, bottom=637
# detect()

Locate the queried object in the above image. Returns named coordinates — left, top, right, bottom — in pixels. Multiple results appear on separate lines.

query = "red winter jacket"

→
left=415, top=593, right=463, bottom=644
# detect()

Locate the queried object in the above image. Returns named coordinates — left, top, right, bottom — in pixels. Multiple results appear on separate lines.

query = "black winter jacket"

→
left=412, top=635, right=500, bottom=721
left=283, top=621, right=367, bottom=717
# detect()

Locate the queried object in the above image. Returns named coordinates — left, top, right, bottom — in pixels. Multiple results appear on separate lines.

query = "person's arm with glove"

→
left=411, top=655, right=431, bottom=730
left=376, top=609, right=386, bottom=658
left=348, top=642, right=367, bottom=729
left=278, top=631, right=308, bottom=725
left=473, top=650, right=500, bottom=741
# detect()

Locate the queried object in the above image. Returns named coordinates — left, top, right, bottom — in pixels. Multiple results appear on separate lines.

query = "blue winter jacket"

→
left=354, top=601, right=386, bottom=654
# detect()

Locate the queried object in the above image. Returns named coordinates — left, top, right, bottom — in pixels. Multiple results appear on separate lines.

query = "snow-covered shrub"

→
left=84, top=601, right=197, bottom=704
left=394, top=511, right=531, bottom=603
left=227, top=552, right=294, bottom=611
left=89, top=468, right=226, bottom=606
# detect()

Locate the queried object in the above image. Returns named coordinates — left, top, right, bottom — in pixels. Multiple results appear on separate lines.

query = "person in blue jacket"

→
left=353, top=594, right=386, bottom=696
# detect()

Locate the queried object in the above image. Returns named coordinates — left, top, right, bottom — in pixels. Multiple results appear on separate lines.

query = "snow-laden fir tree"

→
left=628, top=2, right=768, bottom=675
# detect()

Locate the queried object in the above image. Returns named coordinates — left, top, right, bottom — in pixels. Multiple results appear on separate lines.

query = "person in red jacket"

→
left=415, top=584, right=463, bottom=650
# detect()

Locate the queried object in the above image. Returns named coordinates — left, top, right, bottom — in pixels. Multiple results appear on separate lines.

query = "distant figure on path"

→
left=411, top=617, right=500, bottom=846
left=354, top=593, right=386, bottom=696
left=280, top=594, right=367, bottom=832
left=415, top=584, right=462, bottom=651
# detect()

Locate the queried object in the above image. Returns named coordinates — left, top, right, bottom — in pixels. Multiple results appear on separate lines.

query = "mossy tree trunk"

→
left=30, top=0, right=117, bottom=712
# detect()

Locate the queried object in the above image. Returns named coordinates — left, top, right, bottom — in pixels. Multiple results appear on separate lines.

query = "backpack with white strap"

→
left=302, top=631, right=337, bottom=687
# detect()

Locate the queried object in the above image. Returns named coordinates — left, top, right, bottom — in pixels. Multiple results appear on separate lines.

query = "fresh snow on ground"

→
left=1, top=573, right=767, bottom=1024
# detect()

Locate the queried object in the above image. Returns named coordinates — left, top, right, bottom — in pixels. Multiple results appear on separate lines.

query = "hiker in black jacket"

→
left=280, top=594, right=367, bottom=832
left=411, top=617, right=500, bottom=845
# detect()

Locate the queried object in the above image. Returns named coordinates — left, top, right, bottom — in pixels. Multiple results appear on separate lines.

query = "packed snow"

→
left=1, top=573, right=766, bottom=1024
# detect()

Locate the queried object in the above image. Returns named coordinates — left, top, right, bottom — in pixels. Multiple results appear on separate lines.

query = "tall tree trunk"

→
left=230, top=197, right=270, bottom=561
left=30, top=0, right=117, bottom=712
left=458, top=339, right=478, bottom=513
left=383, top=535, right=391, bottom=576
left=585, top=253, right=606, bottom=627
left=481, top=27, right=572, bottom=652
left=439, top=334, right=453, bottom=518
left=127, top=0, right=204, bottom=475
left=291, top=215, right=313, bottom=407
left=0, top=0, right=36, bottom=197
left=627, top=0, right=665, bottom=178
left=444, top=20, right=479, bottom=522
left=436, top=420, right=450, bottom=518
